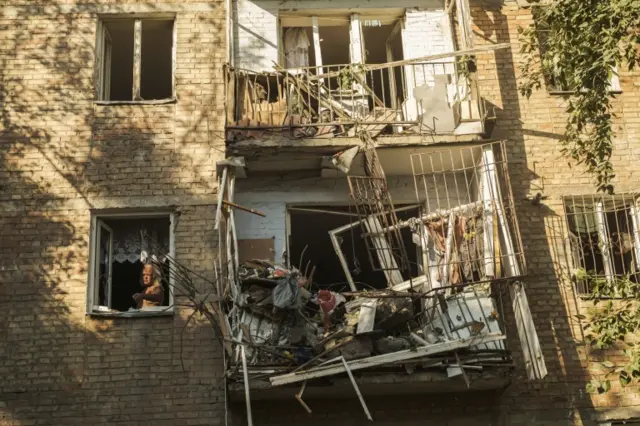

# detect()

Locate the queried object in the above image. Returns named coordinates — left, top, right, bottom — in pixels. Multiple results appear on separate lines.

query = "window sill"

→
left=95, top=97, right=177, bottom=106
left=548, top=90, right=623, bottom=96
left=88, top=307, right=174, bottom=318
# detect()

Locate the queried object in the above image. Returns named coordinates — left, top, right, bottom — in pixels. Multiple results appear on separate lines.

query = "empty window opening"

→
left=141, top=20, right=174, bottom=100
left=362, top=23, right=404, bottom=109
left=103, top=20, right=134, bottom=101
left=97, top=18, right=174, bottom=101
left=288, top=206, right=418, bottom=291
left=318, top=25, right=350, bottom=67
left=91, top=215, right=173, bottom=313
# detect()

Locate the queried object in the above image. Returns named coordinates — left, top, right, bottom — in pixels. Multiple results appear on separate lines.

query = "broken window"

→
left=288, top=206, right=419, bottom=291
left=88, top=214, right=174, bottom=314
left=564, top=194, right=640, bottom=295
left=96, top=18, right=175, bottom=101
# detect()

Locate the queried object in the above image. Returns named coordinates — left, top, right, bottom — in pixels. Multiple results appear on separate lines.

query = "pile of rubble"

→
left=233, top=259, right=503, bottom=375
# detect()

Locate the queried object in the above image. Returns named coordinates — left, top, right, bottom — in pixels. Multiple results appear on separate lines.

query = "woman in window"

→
left=133, top=263, right=165, bottom=309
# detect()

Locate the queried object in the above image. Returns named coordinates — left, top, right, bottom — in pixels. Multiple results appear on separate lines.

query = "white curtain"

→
left=111, top=219, right=170, bottom=263
left=284, top=27, right=310, bottom=68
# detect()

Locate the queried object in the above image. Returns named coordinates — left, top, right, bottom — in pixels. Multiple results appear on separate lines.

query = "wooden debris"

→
left=269, top=333, right=506, bottom=387
left=223, top=200, right=266, bottom=217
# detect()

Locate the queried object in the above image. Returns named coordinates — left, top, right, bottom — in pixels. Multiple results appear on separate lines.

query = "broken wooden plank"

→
left=510, top=281, right=548, bottom=380
left=240, top=345, right=254, bottom=426
left=329, top=223, right=359, bottom=291
left=269, top=333, right=506, bottom=387
left=214, top=166, right=228, bottom=231
left=347, top=109, right=397, bottom=138
left=311, top=43, right=511, bottom=80
left=341, top=356, right=373, bottom=421
left=363, top=216, right=404, bottom=286
left=223, top=200, right=266, bottom=217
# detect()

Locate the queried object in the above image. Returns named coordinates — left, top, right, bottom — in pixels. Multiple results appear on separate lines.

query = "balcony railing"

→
left=225, top=59, right=486, bottom=141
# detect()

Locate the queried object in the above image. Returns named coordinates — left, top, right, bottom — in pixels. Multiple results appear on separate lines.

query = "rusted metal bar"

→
left=222, top=200, right=266, bottom=218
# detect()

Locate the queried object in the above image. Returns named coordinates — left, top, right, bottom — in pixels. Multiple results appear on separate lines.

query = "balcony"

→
left=224, top=59, right=488, bottom=148
left=217, top=142, right=546, bottom=411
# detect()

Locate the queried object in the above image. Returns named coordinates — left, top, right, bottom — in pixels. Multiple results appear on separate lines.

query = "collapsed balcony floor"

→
left=227, top=366, right=513, bottom=401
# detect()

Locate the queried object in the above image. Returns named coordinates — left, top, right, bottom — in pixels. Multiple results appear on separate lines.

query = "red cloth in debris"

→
left=317, top=290, right=337, bottom=314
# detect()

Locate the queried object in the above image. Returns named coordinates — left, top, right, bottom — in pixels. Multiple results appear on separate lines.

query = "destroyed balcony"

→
left=224, top=59, right=489, bottom=147
left=217, top=142, right=547, bottom=409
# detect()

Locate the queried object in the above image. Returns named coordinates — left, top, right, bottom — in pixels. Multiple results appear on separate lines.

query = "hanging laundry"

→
left=284, top=27, right=310, bottom=68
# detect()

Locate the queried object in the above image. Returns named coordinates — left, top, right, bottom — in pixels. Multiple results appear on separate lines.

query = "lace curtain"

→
left=111, top=218, right=170, bottom=263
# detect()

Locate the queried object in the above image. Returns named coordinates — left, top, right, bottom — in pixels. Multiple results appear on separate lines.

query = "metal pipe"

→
left=240, top=345, right=253, bottom=426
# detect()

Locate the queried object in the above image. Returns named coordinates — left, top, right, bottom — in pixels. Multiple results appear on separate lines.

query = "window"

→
left=88, top=213, right=175, bottom=315
left=96, top=18, right=176, bottom=102
left=287, top=205, right=420, bottom=291
left=532, top=8, right=620, bottom=93
left=564, top=194, right=640, bottom=295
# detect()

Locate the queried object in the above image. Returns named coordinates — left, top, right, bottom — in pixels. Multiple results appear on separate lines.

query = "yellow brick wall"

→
left=0, top=2, right=227, bottom=425
left=2, top=1, right=640, bottom=425
left=471, top=2, right=640, bottom=422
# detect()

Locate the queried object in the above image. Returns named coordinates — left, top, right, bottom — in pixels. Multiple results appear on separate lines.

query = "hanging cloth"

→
left=284, top=27, right=310, bottom=68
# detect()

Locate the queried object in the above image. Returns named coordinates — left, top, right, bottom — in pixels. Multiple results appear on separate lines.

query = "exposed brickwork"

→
left=0, top=2, right=227, bottom=425
left=471, top=1, right=640, bottom=423
left=3, top=0, right=640, bottom=425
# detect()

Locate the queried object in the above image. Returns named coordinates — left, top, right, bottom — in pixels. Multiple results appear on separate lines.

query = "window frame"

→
left=87, top=211, right=176, bottom=317
left=94, top=15, right=178, bottom=105
left=563, top=193, right=640, bottom=297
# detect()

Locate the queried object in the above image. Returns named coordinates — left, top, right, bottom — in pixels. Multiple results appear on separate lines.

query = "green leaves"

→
left=518, top=0, right=640, bottom=193
left=577, top=271, right=640, bottom=393
left=586, top=378, right=611, bottom=394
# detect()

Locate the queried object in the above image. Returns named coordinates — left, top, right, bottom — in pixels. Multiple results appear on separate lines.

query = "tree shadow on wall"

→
left=0, top=3, right=225, bottom=424
left=472, top=5, right=600, bottom=424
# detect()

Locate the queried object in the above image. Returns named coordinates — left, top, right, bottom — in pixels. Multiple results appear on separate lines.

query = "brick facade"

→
left=0, top=2, right=227, bottom=425
left=2, top=1, right=640, bottom=425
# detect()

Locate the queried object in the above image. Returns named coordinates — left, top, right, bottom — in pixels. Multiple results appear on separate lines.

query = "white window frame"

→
left=95, top=15, right=177, bottom=104
left=87, top=211, right=176, bottom=317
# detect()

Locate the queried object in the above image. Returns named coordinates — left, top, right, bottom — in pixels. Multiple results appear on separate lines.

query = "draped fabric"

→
left=111, top=218, right=170, bottom=264
left=425, top=208, right=486, bottom=286
left=284, top=27, right=310, bottom=68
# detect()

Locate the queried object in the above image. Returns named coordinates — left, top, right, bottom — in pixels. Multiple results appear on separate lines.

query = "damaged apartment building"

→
left=218, top=0, right=548, bottom=421
left=5, top=0, right=640, bottom=425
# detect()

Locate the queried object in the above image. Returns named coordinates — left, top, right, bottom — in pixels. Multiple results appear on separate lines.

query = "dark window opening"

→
left=141, top=20, right=174, bottom=100
left=288, top=207, right=419, bottom=292
left=99, top=19, right=174, bottom=101
left=104, top=20, right=134, bottom=101
left=362, top=23, right=404, bottom=109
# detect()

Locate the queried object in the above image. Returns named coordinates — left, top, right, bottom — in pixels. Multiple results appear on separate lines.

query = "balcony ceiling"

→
left=240, top=143, right=484, bottom=177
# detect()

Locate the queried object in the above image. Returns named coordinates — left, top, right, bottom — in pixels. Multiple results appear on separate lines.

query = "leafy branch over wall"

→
left=573, top=269, right=640, bottom=393
left=518, top=0, right=640, bottom=194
